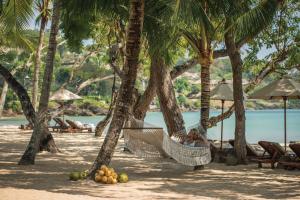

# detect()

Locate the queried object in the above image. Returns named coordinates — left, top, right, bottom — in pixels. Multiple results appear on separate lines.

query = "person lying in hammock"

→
left=173, top=128, right=210, bottom=147
left=184, top=128, right=210, bottom=147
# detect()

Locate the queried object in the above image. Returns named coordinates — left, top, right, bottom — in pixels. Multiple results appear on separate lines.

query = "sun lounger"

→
left=253, top=141, right=286, bottom=169
left=66, top=119, right=92, bottom=133
left=49, top=117, right=73, bottom=133
left=19, top=123, right=33, bottom=130
left=229, top=139, right=263, bottom=158
left=279, top=143, right=300, bottom=170
left=289, top=143, right=300, bottom=158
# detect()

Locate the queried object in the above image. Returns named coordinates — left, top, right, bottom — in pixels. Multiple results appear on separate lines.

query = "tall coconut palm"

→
left=19, top=0, right=61, bottom=165
left=222, top=0, right=283, bottom=163
left=173, top=0, right=217, bottom=132
left=31, top=0, right=51, bottom=111
left=89, top=0, right=145, bottom=175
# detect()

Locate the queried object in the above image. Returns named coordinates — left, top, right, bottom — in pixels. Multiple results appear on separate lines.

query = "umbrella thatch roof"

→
left=249, top=77, right=300, bottom=100
left=50, top=88, right=82, bottom=101
left=210, top=81, right=234, bottom=101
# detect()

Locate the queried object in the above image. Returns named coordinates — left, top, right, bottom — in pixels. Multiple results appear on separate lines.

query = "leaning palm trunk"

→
left=155, top=56, right=186, bottom=136
left=19, top=0, right=61, bottom=165
left=32, top=16, right=47, bottom=111
left=89, top=0, right=145, bottom=176
left=224, top=22, right=247, bottom=164
left=0, top=68, right=19, bottom=117
left=0, top=64, right=58, bottom=154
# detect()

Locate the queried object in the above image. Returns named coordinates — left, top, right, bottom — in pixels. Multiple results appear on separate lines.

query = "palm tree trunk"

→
left=0, top=65, right=36, bottom=125
left=32, top=16, right=47, bottom=111
left=19, top=0, right=61, bottom=165
left=200, top=62, right=211, bottom=132
left=0, top=68, right=19, bottom=117
left=89, top=0, right=145, bottom=176
left=155, top=56, right=186, bottom=136
left=0, top=81, right=8, bottom=117
left=224, top=24, right=247, bottom=164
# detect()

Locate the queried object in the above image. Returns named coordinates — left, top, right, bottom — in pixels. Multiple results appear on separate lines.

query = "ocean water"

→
left=0, top=110, right=299, bottom=143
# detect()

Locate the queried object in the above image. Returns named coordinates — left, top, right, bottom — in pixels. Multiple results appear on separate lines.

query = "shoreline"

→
left=1, top=108, right=300, bottom=119
left=0, top=127, right=299, bottom=200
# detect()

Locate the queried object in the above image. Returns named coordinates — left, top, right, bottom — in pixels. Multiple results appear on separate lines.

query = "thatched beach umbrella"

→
left=249, top=77, right=300, bottom=151
left=210, top=79, right=234, bottom=149
left=50, top=88, right=82, bottom=120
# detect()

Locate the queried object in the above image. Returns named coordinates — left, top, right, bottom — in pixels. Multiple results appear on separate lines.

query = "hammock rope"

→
left=123, top=117, right=211, bottom=166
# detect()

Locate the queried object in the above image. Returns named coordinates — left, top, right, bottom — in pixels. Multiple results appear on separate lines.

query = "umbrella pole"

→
left=220, top=100, right=225, bottom=150
left=283, top=97, right=287, bottom=151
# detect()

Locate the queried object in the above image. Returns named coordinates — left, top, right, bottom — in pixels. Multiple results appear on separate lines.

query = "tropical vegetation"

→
left=0, top=0, right=299, bottom=170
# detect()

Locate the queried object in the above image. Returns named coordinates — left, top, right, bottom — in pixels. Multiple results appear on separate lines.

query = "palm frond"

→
left=172, top=0, right=214, bottom=34
left=233, top=0, right=282, bottom=44
left=0, top=0, right=33, bottom=31
left=0, top=0, right=34, bottom=49
left=143, top=0, right=180, bottom=64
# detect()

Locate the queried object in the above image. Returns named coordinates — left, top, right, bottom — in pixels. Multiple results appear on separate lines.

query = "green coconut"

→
left=69, top=171, right=81, bottom=181
left=118, top=172, right=129, bottom=183
left=80, top=170, right=89, bottom=179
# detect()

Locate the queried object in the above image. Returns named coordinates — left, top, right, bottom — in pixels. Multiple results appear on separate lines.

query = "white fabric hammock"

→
left=123, top=119, right=211, bottom=166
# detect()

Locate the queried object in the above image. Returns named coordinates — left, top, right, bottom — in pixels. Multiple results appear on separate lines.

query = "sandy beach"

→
left=0, top=126, right=299, bottom=200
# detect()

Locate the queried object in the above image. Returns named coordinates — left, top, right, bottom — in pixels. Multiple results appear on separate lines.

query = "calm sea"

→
left=0, top=110, right=299, bottom=143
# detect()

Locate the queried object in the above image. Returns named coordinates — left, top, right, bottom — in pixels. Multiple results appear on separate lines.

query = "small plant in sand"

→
left=94, top=165, right=128, bottom=184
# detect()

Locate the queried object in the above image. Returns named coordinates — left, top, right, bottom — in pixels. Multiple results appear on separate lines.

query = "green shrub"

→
left=193, top=101, right=201, bottom=108
left=8, top=101, right=22, bottom=113
left=191, top=84, right=201, bottom=94
left=177, top=95, right=187, bottom=106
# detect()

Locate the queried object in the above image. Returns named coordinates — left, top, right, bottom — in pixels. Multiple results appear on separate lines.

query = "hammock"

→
left=123, top=118, right=211, bottom=166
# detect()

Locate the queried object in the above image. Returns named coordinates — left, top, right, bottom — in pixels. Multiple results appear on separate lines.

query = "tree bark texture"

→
left=89, top=0, right=145, bottom=176
left=224, top=24, right=247, bottom=164
left=200, top=60, right=211, bottom=132
left=19, top=0, right=61, bottom=165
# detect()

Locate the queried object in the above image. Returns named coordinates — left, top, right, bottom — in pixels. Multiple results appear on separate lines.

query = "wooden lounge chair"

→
left=229, top=139, right=263, bottom=158
left=19, top=123, right=33, bottom=130
left=50, top=117, right=73, bottom=133
left=66, top=119, right=92, bottom=133
left=279, top=143, right=300, bottom=170
left=253, top=141, right=286, bottom=169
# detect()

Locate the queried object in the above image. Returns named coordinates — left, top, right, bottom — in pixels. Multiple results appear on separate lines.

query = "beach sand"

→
left=0, top=126, right=299, bottom=200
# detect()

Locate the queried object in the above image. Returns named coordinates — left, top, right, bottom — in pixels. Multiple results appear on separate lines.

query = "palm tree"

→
left=89, top=0, right=145, bottom=176
left=222, top=0, right=283, bottom=163
left=19, top=0, right=61, bottom=165
left=32, top=0, right=51, bottom=111
left=172, top=0, right=219, bottom=132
